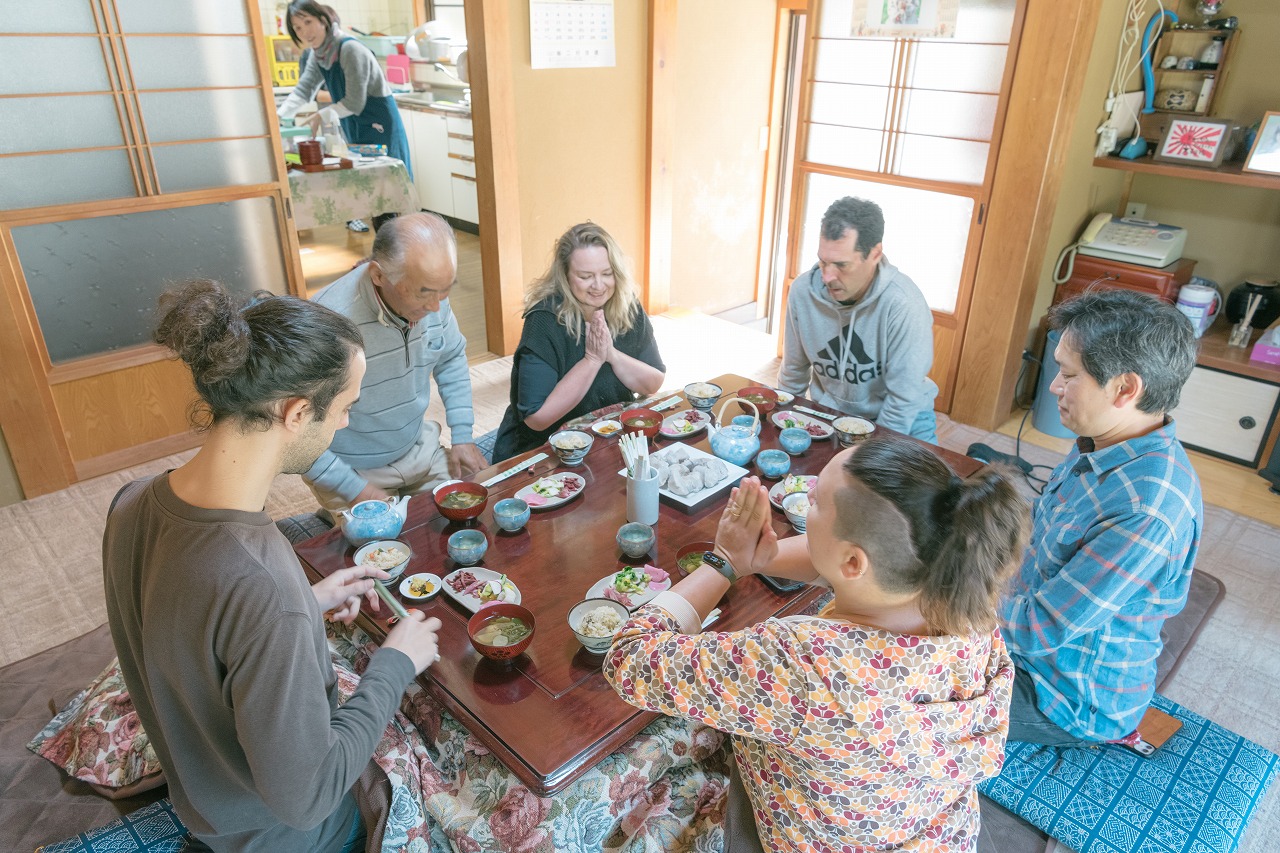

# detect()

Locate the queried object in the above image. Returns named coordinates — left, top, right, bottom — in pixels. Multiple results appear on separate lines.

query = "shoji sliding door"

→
left=785, top=0, right=1025, bottom=411
left=0, top=0, right=299, bottom=497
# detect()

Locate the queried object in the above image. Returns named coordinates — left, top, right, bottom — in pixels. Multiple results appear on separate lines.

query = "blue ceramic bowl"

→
left=447, top=529, right=489, bottom=566
left=493, top=498, right=531, bottom=532
left=730, top=415, right=763, bottom=436
left=756, top=449, right=791, bottom=480
left=616, top=522, right=656, bottom=558
left=777, top=427, right=812, bottom=456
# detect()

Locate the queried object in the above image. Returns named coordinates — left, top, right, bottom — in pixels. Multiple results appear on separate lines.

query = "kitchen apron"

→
left=321, top=39, right=413, bottom=180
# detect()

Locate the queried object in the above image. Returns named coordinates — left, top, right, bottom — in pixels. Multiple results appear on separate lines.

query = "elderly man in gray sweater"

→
left=304, top=213, right=488, bottom=510
left=779, top=196, right=938, bottom=443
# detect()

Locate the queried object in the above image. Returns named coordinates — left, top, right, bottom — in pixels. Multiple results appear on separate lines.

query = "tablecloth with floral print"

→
left=288, top=157, right=420, bottom=230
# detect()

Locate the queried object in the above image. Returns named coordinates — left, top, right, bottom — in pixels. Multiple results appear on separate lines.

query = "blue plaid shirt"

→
left=999, top=420, right=1202, bottom=741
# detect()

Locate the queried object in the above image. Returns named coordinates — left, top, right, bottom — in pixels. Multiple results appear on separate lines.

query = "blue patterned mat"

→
left=980, top=695, right=1278, bottom=853
left=38, top=798, right=189, bottom=853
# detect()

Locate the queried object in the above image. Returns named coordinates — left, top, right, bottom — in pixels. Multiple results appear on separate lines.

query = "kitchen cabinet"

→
left=446, top=116, right=478, bottom=226
left=406, top=109, right=454, bottom=218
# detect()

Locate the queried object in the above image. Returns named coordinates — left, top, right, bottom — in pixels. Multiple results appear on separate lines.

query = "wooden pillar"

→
left=465, top=0, right=526, bottom=356
left=644, top=0, right=677, bottom=315
left=950, top=0, right=1103, bottom=429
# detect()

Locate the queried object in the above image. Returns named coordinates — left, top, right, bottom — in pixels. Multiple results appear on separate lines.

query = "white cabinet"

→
left=406, top=109, right=453, bottom=218
left=1170, top=365, right=1280, bottom=466
left=445, top=115, right=477, bottom=225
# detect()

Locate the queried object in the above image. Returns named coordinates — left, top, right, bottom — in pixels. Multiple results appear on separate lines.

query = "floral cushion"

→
left=27, top=660, right=164, bottom=798
left=30, top=623, right=734, bottom=852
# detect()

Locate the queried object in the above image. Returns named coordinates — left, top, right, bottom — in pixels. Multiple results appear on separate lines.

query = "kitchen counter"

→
left=393, top=93, right=471, bottom=118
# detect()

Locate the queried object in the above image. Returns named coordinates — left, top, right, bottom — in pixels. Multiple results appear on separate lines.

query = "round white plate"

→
left=771, top=411, right=834, bottom=440
left=658, top=409, right=710, bottom=439
left=585, top=565, right=672, bottom=610
left=591, top=418, right=623, bottom=437
left=515, top=472, right=586, bottom=510
left=769, top=475, right=817, bottom=510
left=399, top=572, right=443, bottom=601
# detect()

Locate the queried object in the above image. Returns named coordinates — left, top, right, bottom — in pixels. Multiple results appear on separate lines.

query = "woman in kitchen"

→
left=491, top=222, right=667, bottom=461
left=277, top=0, right=411, bottom=232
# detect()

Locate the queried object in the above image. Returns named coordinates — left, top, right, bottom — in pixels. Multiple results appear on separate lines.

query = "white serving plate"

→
left=584, top=565, right=672, bottom=610
left=591, top=418, right=623, bottom=437
left=442, top=567, right=521, bottom=613
left=658, top=409, right=710, bottom=439
left=515, top=472, right=586, bottom=510
left=619, top=444, right=750, bottom=512
left=769, top=474, right=817, bottom=510
left=771, top=410, right=834, bottom=440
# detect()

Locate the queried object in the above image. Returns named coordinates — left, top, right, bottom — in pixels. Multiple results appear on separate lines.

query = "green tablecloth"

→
left=288, top=156, right=419, bottom=230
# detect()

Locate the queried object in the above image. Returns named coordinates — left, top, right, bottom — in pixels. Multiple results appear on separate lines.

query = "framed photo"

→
left=1153, top=117, right=1232, bottom=168
left=850, top=0, right=959, bottom=38
left=1243, top=111, right=1280, bottom=175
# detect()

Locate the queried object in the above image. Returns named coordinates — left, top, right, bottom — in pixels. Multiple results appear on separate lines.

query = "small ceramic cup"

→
left=492, top=498, right=531, bottom=532
left=730, top=415, right=763, bottom=436
left=755, top=449, right=791, bottom=479
left=447, top=529, right=489, bottom=566
left=616, top=522, right=657, bottom=558
left=777, top=427, right=812, bottom=456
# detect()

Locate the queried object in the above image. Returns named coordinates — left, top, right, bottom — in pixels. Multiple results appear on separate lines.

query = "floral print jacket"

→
left=604, top=605, right=1014, bottom=852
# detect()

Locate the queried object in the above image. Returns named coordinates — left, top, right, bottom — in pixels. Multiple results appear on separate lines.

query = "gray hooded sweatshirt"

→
left=779, top=257, right=937, bottom=435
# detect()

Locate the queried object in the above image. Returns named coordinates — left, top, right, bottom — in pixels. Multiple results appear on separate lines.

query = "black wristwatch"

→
left=701, top=551, right=738, bottom=583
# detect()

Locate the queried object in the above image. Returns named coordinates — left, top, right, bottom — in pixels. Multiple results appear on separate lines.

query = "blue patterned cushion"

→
left=38, top=799, right=190, bottom=853
left=980, top=695, right=1278, bottom=853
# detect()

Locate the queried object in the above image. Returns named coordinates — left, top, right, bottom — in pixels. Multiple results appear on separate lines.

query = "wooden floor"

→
left=298, top=224, right=492, bottom=362
left=999, top=414, right=1280, bottom=527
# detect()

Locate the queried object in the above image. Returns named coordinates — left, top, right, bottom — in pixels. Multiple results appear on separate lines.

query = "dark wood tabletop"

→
left=294, top=374, right=980, bottom=795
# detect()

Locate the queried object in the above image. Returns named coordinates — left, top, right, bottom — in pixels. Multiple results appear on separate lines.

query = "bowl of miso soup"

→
left=735, top=386, right=778, bottom=416
left=619, top=407, right=663, bottom=439
left=675, top=540, right=715, bottom=576
left=468, top=602, right=536, bottom=661
left=433, top=480, right=490, bottom=522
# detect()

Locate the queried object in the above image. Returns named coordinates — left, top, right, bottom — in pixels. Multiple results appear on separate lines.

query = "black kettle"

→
left=1225, top=278, right=1280, bottom=329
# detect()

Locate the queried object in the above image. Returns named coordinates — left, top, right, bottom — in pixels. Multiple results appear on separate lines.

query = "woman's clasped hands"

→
left=713, top=476, right=780, bottom=576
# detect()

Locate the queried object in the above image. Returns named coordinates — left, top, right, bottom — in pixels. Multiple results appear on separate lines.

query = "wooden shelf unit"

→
left=1095, top=156, right=1280, bottom=204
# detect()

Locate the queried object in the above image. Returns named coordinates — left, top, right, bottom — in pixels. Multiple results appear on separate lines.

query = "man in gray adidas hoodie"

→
left=778, top=197, right=938, bottom=442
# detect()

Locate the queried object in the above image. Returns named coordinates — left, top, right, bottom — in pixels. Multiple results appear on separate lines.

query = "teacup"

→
left=493, top=498, right=531, bottom=532
left=447, top=529, right=489, bottom=566
left=777, top=427, right=812, bottom=456
left=616, top=522, right=656, bottom=558
left=755, top=449, right=791, bottom=479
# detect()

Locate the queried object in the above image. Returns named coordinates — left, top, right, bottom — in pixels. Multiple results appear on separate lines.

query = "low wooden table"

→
left=295, top=374, right=978, bottom=795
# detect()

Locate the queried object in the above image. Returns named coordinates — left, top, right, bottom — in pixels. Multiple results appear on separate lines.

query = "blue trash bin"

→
left=1032, top=328, right=1077, bottom=439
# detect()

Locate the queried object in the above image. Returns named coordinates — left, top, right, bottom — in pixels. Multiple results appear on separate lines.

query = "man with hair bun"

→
left=104, top=281, right=441, bottom=852
left=778, top=195, right=939, bottom=442
left=1000, top=289, right=1203, bottom=746
left=303, top=212, right=489, bottom=513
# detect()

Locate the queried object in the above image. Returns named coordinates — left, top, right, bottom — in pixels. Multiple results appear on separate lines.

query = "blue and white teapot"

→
left=709, top=400, right=761, bottom=468
left=336, top=495, right=410, bottom=547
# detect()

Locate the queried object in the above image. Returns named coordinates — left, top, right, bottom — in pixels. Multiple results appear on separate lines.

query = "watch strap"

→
left=701, top=551, right=738, bottom=583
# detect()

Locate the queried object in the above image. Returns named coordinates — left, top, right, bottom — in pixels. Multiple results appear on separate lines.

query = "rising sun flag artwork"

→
left=1155, top=118, right=1231, bottom=168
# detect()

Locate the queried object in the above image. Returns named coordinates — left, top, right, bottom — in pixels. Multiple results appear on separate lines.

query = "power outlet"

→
left=1125, top=202, right=1147, bottom=219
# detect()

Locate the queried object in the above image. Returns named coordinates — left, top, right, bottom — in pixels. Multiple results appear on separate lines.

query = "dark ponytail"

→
left=840, top=435, right=1029, bottom=635
left=154, top=280, right=362, bottom=431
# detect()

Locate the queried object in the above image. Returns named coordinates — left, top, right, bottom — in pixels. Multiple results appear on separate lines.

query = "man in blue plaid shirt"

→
left=999, top=290, right=1202, bottom=745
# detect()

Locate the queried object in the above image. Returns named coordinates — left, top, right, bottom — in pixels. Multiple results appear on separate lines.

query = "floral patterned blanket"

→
left=28, top=623, right=732, bottom=853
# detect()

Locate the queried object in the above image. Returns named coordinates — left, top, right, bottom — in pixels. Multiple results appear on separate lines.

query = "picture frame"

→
left=1243, top=111, right=1280, bottom=175
left=1152, top=117, right=1232, bottom=168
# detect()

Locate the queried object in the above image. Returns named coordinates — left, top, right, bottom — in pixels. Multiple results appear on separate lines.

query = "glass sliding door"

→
left=786, top=0, right=1022, bottom=411
left=0, top=0, right=297, bottom=497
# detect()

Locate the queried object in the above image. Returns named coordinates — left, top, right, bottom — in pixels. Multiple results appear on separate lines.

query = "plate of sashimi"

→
left=585, top=564, right=671, bottom=609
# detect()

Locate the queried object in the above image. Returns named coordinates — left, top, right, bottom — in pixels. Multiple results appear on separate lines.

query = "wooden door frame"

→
left=774, top=0, right=1101, bottom=425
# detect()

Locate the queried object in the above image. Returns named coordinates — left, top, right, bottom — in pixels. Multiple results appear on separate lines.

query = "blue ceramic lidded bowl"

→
left=755, top=449, right=791, bottom=480
left=777, top=427, right=812, bottom=456
left=616, top=522, right=656, bottom=558
left=447, top=529, right=489, bottom=566
left=493, top=498, right=531, bottom=532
